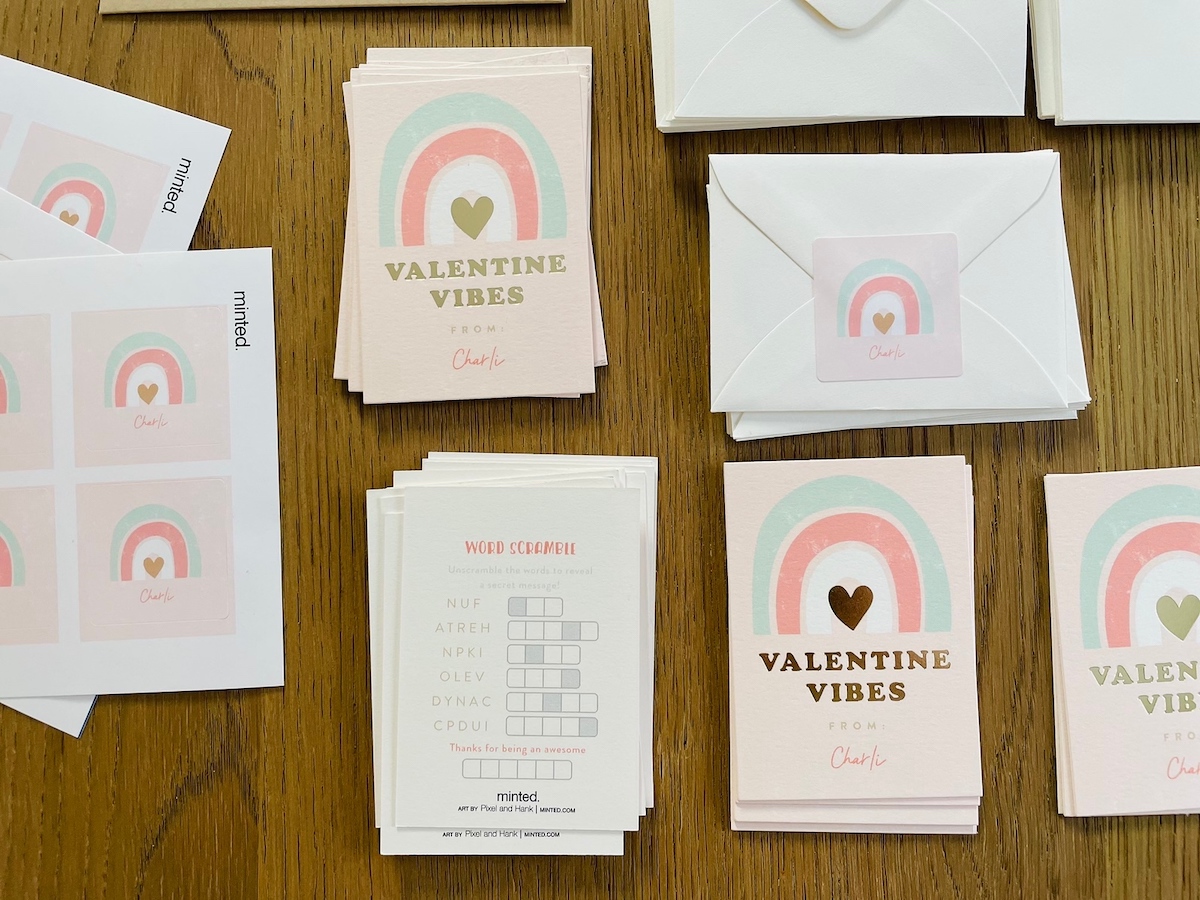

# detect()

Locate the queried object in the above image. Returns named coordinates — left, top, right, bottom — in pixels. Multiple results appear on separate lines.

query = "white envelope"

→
left=650, top=0, right=1027, bottom=131
left=1034, top=0, right=1200, bottom=124
left=708, top=152, right=1089, bottom=418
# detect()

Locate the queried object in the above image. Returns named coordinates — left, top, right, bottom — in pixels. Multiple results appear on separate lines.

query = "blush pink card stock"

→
left=334, top=49, right=605, bottom=404
left=1046, top=468, right=1200, bottom=817
left=724, top=457, right=982, bottom=833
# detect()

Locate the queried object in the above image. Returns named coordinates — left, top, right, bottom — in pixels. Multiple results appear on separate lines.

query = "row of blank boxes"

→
left=462, top=759, right=573, bottom=781
left=507, top=668, right=581, bottom=688
left=507, top=692, right=599, bottom=713
left=508, top=621, right=598, bottom=641
left=508, top=645, right=581, bottom=665
left=507, top=597, right=564, bottom=617
left=507, top=716, right=599, bottom=737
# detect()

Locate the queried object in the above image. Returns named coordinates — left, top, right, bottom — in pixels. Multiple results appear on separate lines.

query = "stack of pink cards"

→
left=366, top=453, right=658, bottom=855
left=334, top=49, right=607, bottom=403
left=1046, top=467, right=1200, bottom=817
left=0, top=56, right=231, bottom=738
left=724, top=457, right=983, bottom=833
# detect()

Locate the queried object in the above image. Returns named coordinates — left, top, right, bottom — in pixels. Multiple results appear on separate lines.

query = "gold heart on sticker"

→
left=143, top=557, right=165, bottom=579
left=1157, top=594, right=1200, bottom=641
left=137, top=383, right=159, bottom=405
left=59, top=210, right=80, bottom=227
left=451, top=196, right=494, bottom=240
left=828, top=585, right=874, bottom=631
left=872, top=312, right=895, bottom=335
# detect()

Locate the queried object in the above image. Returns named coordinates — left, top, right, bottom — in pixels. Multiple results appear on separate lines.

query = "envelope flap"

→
left=803, top=0, right=900, bottom=29
left=708, top=153, right=1061, bottom=276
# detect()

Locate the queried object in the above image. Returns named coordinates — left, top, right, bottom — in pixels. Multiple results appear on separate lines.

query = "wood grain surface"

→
left=1, top=2, right=1198, bottom=897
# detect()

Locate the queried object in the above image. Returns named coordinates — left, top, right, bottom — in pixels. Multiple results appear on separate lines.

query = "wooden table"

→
left=2, top=2, right=1198, bottom=897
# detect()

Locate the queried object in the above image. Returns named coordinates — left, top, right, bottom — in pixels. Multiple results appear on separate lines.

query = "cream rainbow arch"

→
left=378, top=93, right=567, bottom=248
left=104, top=332, right=196, bottom=409
left=110, top=504, right=201, bottom=582
left=0, top=520, right=25, bottom=588
left=0, top=351, right=20, bottom=415
left=33, top=163, right=117, bottom=243
left=1080, top=485, right=1200, bottom=648
left=752, top=476, right=951, bottom=636
left=837, top=258, right=936, bottom=338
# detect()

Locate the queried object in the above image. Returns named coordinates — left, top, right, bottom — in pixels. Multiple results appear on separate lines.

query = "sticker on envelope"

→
left=813, top=234, right=963, bottom=383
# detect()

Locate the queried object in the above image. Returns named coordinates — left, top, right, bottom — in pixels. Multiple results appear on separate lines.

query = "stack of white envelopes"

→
left=1046, top=467, right=1200, bottom=817
left=1032, top=0, right=1200, bottom=124
left=724, top=457, right=982, bottom=833
left=367, top=453, right=658, bottom=855
left=0, top=55, right=236, bottom=738
left=334, top=48, right=607, bottom=403
left=708, top=151, right=1091, bottom=440
left=647, top=0, right=1027, bottom=132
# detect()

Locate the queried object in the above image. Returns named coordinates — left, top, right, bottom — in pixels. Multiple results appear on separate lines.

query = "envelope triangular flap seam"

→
left=803, top=0, right=901, bottom=30
left=709, top=152, right=1060, bottom=275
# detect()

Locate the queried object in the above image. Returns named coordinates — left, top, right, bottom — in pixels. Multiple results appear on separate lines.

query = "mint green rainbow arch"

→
left=377, top=93, right=567, bottom=247
left=836, top=258, right=935, bottom=337
left=0, top=519, right=26, bottom=586
left=33, top=163, right=117, bottom=243
left=751, top=476, right=951, bottom=635
left=0, top=352, right=20, bottom=413
left=109, top=504, right=201, bottom=581
left=103, top=332, right=196, bottom=408
left=1079, top=485, right=1200, bottom=649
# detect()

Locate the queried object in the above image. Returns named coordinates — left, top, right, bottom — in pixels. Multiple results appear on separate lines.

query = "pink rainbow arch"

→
left=400, top=127, right=538, bottom=246
left=114, top=348, right=184, bottom=407
left=39, top=180, right=107, bottom=238
left=119, top=521, right=190, bottom=581
left=774, top=512, right=922, bottom=634
left=0, top=537, right=12, bottom=588
left=1104, top=521, right=1200, bottom=647
left=847, top=276, right=921, bottom=337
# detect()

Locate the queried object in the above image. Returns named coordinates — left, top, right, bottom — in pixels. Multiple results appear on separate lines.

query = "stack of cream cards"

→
left=647, top=0, right=1027, bottom=132
left=1046, top=467, right=1200, bottom=817
left=725, top=457, right=982, bottom=832
left=334, top=49, right=607, bottom=403
left=367, top=453, right=658, bottom=855
left=708, top=152, right=1091, bottom=440
left=1032, top=1, right=1200, bottom=124
left=0, top=55, right=235, bottom=738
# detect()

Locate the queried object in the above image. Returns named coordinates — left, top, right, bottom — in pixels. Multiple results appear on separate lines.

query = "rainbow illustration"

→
left=33, top=163, right=117, bottom=243
left=103, top=332, right=196, bottom=409
left=0, top=352, right=20, bottom=415
left=378, top=93, right=567, bottom=247
left=752, top=476, right=951, bottom=635
left=837, top=259, right=935, bottom=338
left=1080, top=485, right=1200, bottom=648
left=110, top=504, right=201, bottom=582
left=0, top=520, right=25, bottom=588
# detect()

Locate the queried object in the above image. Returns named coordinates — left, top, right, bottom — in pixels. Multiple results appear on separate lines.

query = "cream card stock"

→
left=367, top=454, right=658, bottom=855
left=648, top=0, right=1027, bottom=132
left=0, top=249, right=283, bottom=697
left=335, top=49, right=604, bottom=403
left=708, top=152, right=1090, bottom=440
left=0, top=55, right=228, bottom=252
left=725, top=457, right=982, bottom=832
left=1032, top=1, right=1200, bottom=124
left=1046, top=468, right=1200, bottom=817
